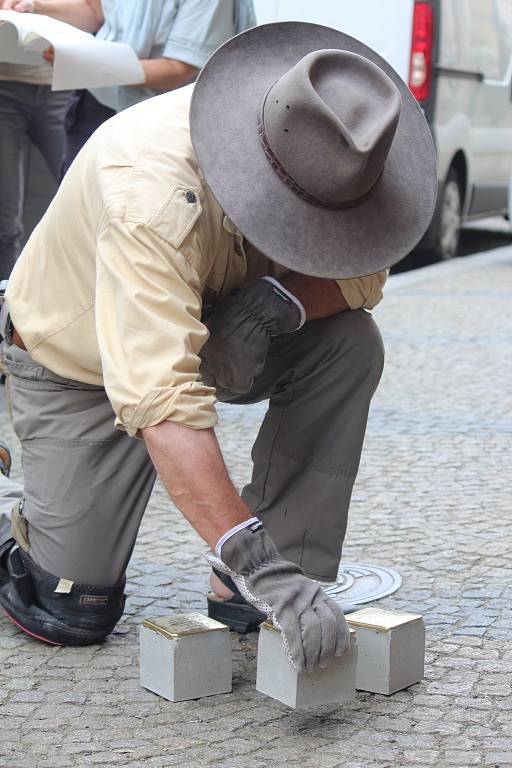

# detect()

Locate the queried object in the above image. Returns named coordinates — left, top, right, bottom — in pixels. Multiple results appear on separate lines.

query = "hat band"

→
left=258, top=93, right=380, bottom=211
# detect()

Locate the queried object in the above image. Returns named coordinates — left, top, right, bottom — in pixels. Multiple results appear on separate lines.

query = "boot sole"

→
left=207, top=595, right=265, bottom=634
left=2, top=608, right=62, bottom=646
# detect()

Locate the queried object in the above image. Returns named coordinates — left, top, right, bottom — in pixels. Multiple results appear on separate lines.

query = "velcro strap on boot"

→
left=7, top=546, right=35, bottom=607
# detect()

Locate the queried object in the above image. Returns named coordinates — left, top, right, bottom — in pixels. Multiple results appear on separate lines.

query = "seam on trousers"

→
left=272, top=445, right=359, bottom=478
left=298, top=528, right=308, bottom=572
left=5, top=374, right=14, bottom=427
left=303, top=568, right=340, bottom=582
left=20, top=437, right=121, bottom=447
left=252, top=393, right=291, bottom=515
left=6, top=375, right=102, bottom=392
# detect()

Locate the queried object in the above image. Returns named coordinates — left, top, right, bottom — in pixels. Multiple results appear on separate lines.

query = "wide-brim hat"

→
left=190, top=22, right=437, bottom=279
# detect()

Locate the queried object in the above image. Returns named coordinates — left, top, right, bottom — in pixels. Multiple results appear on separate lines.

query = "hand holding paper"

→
left=2, top=1, right=35, bottom=11
left=0, top=10, right=145, bottom=90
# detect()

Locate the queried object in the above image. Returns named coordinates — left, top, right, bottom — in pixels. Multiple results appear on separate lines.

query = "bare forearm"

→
left=280, top=272, right=349, bottom=320
left=33, top=0, right=103, bottom=32
left=142, top=421, right=252, bottom=550
left=135, top=58, right=199, bottom=91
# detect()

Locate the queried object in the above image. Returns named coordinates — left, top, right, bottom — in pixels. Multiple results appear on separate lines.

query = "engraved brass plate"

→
left=347, top=606, right=422, bottom=632
left=143, top=612, right=227, bottom=640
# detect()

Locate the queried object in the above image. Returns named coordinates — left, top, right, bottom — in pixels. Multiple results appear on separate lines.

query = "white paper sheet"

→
left=0, top=10, right=145, bottom=90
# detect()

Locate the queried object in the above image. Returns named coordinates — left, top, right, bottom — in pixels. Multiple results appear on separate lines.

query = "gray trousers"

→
left=2, top=309, right=384, bottom=587
left=0, top=473, right=22, bottom=545
left=0, top=82, right=70, bottom=278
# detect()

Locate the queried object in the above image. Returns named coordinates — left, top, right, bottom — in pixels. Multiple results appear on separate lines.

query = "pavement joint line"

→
left=385, top=243, right=512, bottom=294
left=0, top=243, right=510, bottom=765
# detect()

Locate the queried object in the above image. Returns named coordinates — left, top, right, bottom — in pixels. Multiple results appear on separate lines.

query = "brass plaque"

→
left=143, top=612, right=227, bottom=640
left=347, top=607, right=422, bottom=632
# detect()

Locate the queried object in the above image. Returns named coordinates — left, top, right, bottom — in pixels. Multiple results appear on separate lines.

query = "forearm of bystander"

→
left=134, top=57, right=199, bottom=91
left=1, top=0, right=104, bottom=33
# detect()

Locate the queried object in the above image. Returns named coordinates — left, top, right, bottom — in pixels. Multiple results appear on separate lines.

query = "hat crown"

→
left=261, top=49, right=402, bottom=207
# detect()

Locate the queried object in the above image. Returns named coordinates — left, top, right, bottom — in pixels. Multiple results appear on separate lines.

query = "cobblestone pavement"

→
left=1, top=249, right=511, bottom=768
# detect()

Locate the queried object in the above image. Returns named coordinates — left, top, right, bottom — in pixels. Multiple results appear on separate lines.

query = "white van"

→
left=253, top=0, right=512, bottom=260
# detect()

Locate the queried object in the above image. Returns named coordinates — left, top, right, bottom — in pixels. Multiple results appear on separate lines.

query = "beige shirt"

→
left=7, top=84, right=388, bottom=436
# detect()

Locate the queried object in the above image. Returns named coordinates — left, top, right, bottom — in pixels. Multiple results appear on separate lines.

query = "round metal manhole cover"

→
left=322, top=562, right=402, bottom=607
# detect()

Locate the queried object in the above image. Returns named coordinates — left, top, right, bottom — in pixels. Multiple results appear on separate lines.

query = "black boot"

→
left=0, top=539, right=125, bottom=646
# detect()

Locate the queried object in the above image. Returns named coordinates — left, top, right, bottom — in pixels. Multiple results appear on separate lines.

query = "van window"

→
left=469, top=0, right=512, bottom=80
left=493, top=0, right=512, bottom=80
left=441, top=0, right=512, bottom=81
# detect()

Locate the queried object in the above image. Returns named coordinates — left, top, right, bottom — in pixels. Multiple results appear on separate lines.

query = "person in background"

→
left=3, top=0, right=256, bottom=175
left=0, top=57, right=69, bottom=278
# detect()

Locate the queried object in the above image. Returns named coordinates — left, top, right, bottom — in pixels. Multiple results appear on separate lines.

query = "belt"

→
left=0, top=282, right=26, bottom=350
left=12, top=327, right=26, bottom=350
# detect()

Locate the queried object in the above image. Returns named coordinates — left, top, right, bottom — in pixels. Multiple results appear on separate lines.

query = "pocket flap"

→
left=149, top=186, right=202, bottom=249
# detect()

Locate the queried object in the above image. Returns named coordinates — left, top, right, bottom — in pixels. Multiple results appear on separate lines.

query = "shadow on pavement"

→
left=393, top=218, right=512, bottom=274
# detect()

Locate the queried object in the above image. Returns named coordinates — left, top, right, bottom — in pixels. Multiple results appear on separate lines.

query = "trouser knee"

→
left=320, top=309, right=385, bottom=389
left=0, top=540, right=125, bottom=646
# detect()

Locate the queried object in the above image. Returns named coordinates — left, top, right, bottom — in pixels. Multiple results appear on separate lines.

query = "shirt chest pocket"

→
left=149, top=186, right=202, bottom=250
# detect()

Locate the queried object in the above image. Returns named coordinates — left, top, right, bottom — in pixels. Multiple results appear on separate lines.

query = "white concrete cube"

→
left=347, top=606, right=425, bottom=695
left=139, top=612, right=232, bottom=702
left=256, top=622, right=357, bottom=709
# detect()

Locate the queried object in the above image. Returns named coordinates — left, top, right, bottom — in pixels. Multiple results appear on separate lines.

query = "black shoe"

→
left=0, top=539, right=125, bottom=646
left=207, top=593, right=266, bottom=634
left=207, top=567, right=266, bottom=633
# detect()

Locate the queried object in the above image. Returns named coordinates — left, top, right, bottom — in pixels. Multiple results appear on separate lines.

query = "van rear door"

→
left=436, top=0, right=512, bottom=216
left=253, top=0, right=414, bottom=82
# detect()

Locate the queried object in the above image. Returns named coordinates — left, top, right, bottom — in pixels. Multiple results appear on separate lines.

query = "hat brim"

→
left=190, top=22, right=437, bottom=279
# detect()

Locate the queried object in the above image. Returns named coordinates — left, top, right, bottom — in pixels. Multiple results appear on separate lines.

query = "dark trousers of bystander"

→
left=0, top=81, right=70, bottom=280
left=60, top=90, right=116, bottom=179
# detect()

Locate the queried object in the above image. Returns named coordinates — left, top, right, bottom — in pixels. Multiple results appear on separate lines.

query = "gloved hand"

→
left=207, top=525, right=350, bottom=672
left=199, top=278, right=304, bottom=396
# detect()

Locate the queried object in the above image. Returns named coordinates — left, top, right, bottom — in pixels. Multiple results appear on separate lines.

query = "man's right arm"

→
left=142, top=421, right=253, bottom=551
left=94, top=217, right=349, bottom=673
left=1, top=0, right=104, bottom=33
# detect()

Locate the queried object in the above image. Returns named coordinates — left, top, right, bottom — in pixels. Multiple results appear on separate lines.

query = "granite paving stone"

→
left=0, top=248, right=511, bottom=767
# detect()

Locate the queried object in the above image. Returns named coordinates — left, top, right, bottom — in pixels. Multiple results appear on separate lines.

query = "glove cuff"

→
left=260, top=277, right=306, bottom=331
left=218, top=525, right=282, bottom=575
left=214, top=517, right=262, bottom=558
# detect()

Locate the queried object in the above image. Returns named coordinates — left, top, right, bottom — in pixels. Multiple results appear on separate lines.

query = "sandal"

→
left=0, top=440, right=11, bottom=478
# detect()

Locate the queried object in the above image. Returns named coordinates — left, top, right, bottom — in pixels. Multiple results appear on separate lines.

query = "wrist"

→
left=215, top=517, right=261, bottom=558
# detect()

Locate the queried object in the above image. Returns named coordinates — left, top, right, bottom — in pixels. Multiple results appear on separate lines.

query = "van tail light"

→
left=409, top=1, right=434, bottom=102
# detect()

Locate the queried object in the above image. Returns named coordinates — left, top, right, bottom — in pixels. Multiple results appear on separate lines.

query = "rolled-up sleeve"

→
left=163, top=0, right=240, bottom=69
left=96, top=218, right=217, bottom=436
left=335, top=269, right=389, bottom=310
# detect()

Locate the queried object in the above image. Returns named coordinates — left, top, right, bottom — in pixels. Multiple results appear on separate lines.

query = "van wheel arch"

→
left=416, top=152, right=467, bottom=260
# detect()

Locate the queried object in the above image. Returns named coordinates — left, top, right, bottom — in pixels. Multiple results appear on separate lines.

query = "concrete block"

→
left=256, top=622, right=357, bottom=709
left=347, top=606, right=425, bottom=695
left=139, top=612, right=232, bottom=702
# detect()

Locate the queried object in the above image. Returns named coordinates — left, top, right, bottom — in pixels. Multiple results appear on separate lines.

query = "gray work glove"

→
left=200, top=278, right=304, bottom=397
left=207, top=526, right=350, bottom=672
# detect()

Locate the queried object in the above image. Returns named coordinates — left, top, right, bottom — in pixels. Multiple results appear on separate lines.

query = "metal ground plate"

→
left=323, top=562, right=402, bottom=607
